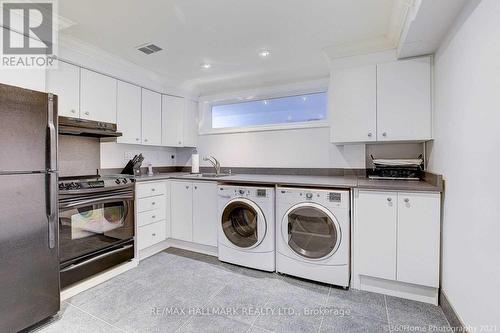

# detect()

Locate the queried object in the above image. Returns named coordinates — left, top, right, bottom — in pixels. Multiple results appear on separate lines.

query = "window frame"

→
left=198, top=79, right=329, bottom=135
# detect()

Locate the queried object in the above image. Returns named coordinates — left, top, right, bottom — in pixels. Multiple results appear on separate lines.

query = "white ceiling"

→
left=58, top=0, right=407, bottom=95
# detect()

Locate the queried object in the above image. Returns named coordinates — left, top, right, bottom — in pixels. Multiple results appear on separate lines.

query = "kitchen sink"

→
left=183, top=173, right=231, bottom=178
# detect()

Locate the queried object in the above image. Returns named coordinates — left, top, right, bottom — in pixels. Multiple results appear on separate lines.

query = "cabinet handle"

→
left=194, top=186, right=197, bottom=189
left=84, top=111, right=89, bottom=115
left=151, top=201, right=156, bottom=205
left=367, top=132, right=372, bottom=137
left=382, top=132, right=387, bottom=137
left=186, top=186, right=189, bottom=189
left=152, top=233, right=156, bottom=237
left=387, top=197, right=392, bottom=202
left=144, top=139, right=148, bottom=142
left=151, top=188, right=155, bottom=192
left=152, top=215, right=156, bottom=219
left=178, top=141, right=182, bottom=145
left=404, top=198, right=410, bottom=203
left=71, top=109, right=76, bottom=114
left=136, top=138, right=140, bottom=141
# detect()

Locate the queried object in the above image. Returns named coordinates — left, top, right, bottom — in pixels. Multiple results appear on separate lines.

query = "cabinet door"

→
left=141, top=89, right=162, bottom=145
left=192, top=182, right=217, bottom=246
left=330, top=65, right=376, bottom=143
left=355, top=190, right=397, bottom=280
left=377, top=57, right=432, bottom=141
left=170, top=181, right=193, bottom=241
left=162, top=95, right=184, bottom=147
left=117, top=81, right=141, bottom=144
left=397, top=192, right=440, bottom=287
left=46, top=61, right=80, bottom=118
left=183, top=99, right=198, bottom=147
left=80, top=69, right=117, bottom=123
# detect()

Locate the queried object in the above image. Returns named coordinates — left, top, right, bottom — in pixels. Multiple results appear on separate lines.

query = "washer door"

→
left=221, top=198, right=266, bottom=249
left=282, top=203, right=341, bottom=260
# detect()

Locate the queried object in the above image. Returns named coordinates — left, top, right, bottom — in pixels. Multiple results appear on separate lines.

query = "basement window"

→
left=210, top=92, right=327, bottom=130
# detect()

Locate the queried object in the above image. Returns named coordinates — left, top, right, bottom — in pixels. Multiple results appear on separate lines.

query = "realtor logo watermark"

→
left=1, top=0, right=57, bottom=68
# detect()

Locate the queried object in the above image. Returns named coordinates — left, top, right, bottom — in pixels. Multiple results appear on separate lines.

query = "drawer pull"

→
left=404, top=198, right=410, bottom=203
left=152, top=202, right=156, bottom=205
left=152, top=215, right=156, bottom=219
left=152, top=233, right=156, bottom=237
left=152, top=188, right=156, bottom=192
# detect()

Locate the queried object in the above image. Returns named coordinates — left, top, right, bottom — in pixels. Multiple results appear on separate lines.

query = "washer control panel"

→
left=277, top=187, right=349, bottom=209
left=219, top=186, right=274, bottom=199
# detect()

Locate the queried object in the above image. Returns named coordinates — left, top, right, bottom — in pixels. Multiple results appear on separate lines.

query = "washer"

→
left=218, top=185, right=275, bottom=271
left=276, top=187, right=350, bottom=287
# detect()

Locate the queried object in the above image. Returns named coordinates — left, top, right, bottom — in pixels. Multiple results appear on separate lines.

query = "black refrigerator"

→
left=0, top=83, right=60, bottom=332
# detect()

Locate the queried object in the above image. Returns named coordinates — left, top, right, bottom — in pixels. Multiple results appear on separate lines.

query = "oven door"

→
left=59, top=188, right=135, bottom=265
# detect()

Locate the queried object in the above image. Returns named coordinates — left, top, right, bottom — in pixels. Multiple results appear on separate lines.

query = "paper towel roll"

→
left=191, top=152, right=200, bottom=174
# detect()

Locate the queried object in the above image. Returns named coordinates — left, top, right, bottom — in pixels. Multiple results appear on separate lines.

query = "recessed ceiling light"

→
left=258, top=50, right=271, bottom=58
left=201, top=63, right=211, bottom=69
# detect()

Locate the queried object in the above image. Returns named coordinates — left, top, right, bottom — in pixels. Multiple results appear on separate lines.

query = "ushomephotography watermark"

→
left=0, top=0, right=57, bottom=68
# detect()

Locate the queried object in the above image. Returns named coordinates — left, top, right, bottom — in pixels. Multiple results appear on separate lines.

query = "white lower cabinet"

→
left=171, top=180, right=218, bottom=246
left=192, top=182, right=218, bottom=246
left=136, top=181, right=170, bottom=251
left=171, top=181, right=193, bottom=241
left=354, top=189, right=440, bottom=303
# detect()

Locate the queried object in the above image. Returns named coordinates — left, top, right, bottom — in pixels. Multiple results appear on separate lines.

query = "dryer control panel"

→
left=277, top=187, right=349, bottom=209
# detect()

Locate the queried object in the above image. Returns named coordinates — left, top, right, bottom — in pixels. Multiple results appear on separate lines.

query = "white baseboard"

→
left=354, top=274, right=439, bottom=305
left=165, top=239, right=218, bottom=257
left=60, top=259, right=138, bottom=301
left=138, top=239, right=170, bottom=260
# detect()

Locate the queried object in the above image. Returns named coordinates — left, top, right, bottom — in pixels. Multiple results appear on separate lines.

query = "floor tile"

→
left=207, top=284, right=271, bottom=325
left=327, top=287, right=387, bottom=322
left=270, top=275, right=331, bottom=306
left=32, top=302, right=123, bottom=333
left=178, top=314, right=252, bottom=333
left=320, top=311, right=389, bottom=333
left=386, top=296, right=450, bottom=331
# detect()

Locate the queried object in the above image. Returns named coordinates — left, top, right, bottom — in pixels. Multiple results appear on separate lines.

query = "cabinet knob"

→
left=194, top=186, right=197, bottom=189
left=367, top=132, right=372, bottom=137
left=136, top=138, right=140, bottom=141
left=144, top=139, right=148, bottom=142
left=152, top=233, right=156, bottom=237
left=186, top=185, right=189, bottom=189
left=178, top=141, right=182, bottom=145
left=382, top=132, right=387, bottom=137
left=151, top=188, right=155, bottom=192
left=71, top=109, right=76, bottom=114
left=84, top=111, right=89, bottom=115
left=404, top=198, right=410, bottom=203
left=387, top=197, right=392, bottom=202
left=152, top=215, right=156, bottom=219
left=152, top=201, right=156, bottom=205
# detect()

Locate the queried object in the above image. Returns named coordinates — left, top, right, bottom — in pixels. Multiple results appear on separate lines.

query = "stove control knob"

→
left=239, top=189, right=245, bottom=195
left=122, top=178, right=128, bottom=184
left=306, top=193, right=313, bottom=199
left=115, top=179, right=121, bottom=184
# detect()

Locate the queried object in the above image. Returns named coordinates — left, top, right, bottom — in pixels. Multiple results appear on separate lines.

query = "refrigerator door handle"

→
left=47, top=94, right=57, bottom=173
left=47, top=172, right=57, bottom=249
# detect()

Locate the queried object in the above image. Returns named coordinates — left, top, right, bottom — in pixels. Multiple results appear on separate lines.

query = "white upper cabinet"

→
left=80, top=69, right=117, bottom=123
left=116, top=81, right=142, bottom=144
left=377, top=56, right=432, bottom=141
left=329, top=56, right=432, bottom=143
left=46, top=61, right=80, bottom=118
left=330, top=65, right=376, bottom=143
left=162, top=95, right=184, bottom=147
left=141, top=89, right=162, bottom=146
left=183, top=99, right=199, bottom=147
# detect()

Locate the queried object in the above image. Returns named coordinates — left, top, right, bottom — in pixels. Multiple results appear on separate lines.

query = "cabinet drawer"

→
left=137, top=208, right=166, bottom=227
left=137, top=221, right=166, bottom=250
left=136, top=182, right=166, bottom=199
left=137, top=195, right=165, bottom=213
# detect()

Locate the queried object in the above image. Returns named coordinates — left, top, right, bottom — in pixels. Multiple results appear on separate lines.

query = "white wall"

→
left=427, top=0, right=500, bottom=327
left=177, top=127, right=365, bottom=169
left=100, top=142, right=177, bottom=169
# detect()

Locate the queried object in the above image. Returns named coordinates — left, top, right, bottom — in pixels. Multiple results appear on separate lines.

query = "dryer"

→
left=276, top=187, right=350, bottom=287
left=218, top=185, right=275, bottom=272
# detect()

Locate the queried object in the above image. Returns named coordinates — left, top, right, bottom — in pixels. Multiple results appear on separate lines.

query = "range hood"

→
left=58, top=116, right=122, bottom=138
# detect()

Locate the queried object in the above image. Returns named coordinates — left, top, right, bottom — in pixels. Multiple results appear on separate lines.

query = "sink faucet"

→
left=203, top=156, right=221, bottom=175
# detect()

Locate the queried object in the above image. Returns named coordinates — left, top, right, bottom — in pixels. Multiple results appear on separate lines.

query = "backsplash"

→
left=58, top=135, right=100, bottom=177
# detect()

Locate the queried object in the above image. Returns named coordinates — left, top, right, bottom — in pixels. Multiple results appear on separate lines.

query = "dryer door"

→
left=221, top=198, right=266, bottom=249
left=282, top=203, right=341, bottom=260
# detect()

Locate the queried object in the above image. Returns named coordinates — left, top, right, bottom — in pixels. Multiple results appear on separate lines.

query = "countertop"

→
left=134, top=172, right=442, bottom=192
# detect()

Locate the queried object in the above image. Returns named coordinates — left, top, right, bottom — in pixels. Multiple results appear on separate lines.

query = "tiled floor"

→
left=31, top=248, right=451, bottom=333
